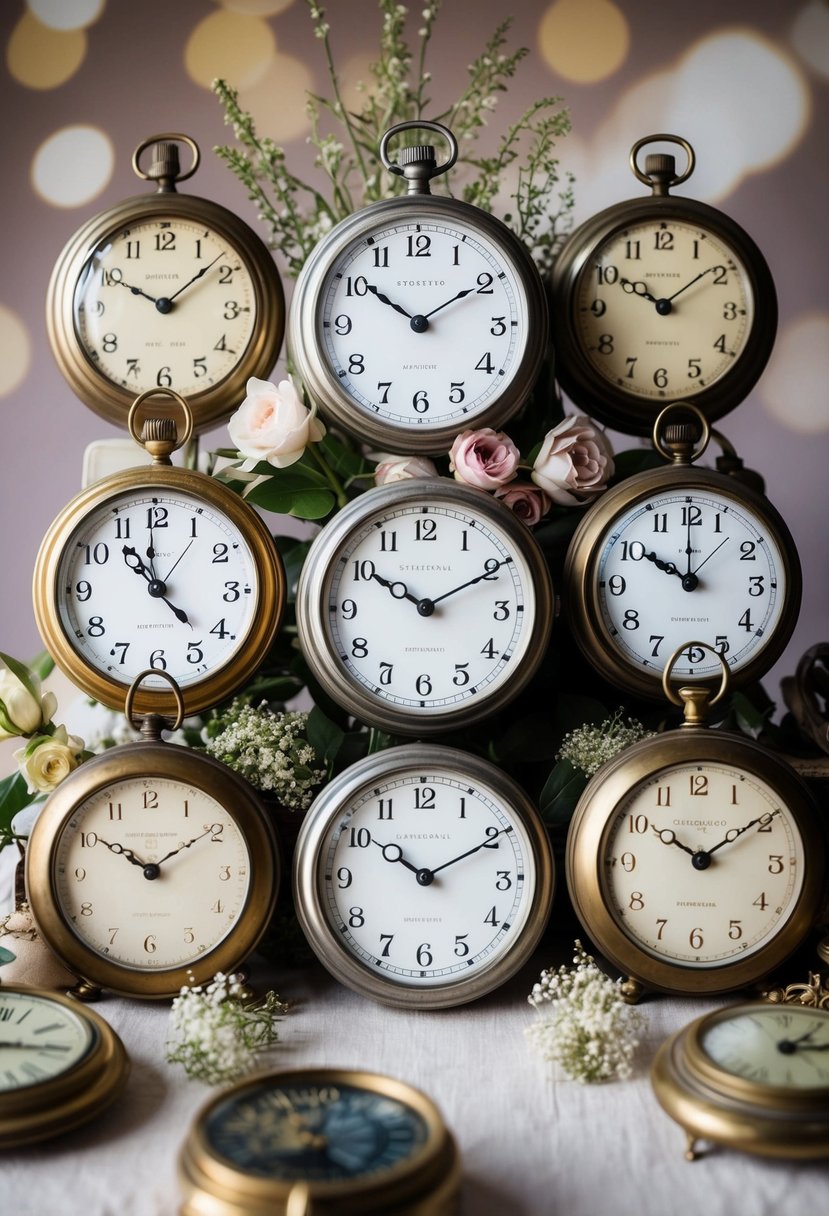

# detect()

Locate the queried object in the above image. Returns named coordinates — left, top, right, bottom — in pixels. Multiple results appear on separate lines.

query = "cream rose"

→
left=0, top=668, right=44, bottom=739
left=372, top=453, right=439, bottom=486
left=449, top=428, right=520, bottom=490
left=15, top=726, right=85, bottom=795
left=227, top=377, right=326, bottom=469
left=493, top=483, right=552, bottom=526
left=531, top=415, right=614, bottom=506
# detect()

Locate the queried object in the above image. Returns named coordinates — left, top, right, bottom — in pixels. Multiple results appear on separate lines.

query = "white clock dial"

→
left=74, top=216, right=258, bottom=396
left=602, top=761, right=805, bottom=968
left=319, top=217, right=525, bottom=428
left=595, top=487, right=786, bottom=681
left=297, top=483, right=552, bottom=732
left=701, top=1006, right=829, bottom=1089
left=574, top=217, right=754, bottom=402
left=55, top=487, right=258, bottom=692
left=0, top=990, right=94, bottom=1091
left=53, top=776, right=251, bottom=970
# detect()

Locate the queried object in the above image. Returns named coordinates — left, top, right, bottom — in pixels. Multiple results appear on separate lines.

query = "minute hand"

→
left=707, top=810, right=779, bottom=856
left=423, top=560, right=507, bottom=610
left=429, top=827, right=510, bottom=877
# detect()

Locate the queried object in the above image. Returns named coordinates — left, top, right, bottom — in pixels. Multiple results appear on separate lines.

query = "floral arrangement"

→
left=526, top=941, right=645, bottom=1084
left=166, top=972, right=288, bottom=1084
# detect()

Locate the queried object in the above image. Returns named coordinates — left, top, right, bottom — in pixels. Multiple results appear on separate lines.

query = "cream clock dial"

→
left=700, top=1004, right=829, bottom=1088
left=296, top=480, right=553, bottom=734
left=26, top=742, right=279, bottom=999
left=289, top=121, right=547, bottom=453
left=0, top=988, right=94, bottom=1090
left=293, top=745, right=554, bottom=1009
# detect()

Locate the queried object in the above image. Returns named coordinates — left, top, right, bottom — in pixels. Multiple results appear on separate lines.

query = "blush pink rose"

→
left=372, top=453, right=439, bottom=486
left=228, top=377, right=326, bottom=469
left=449, top=428, right=520, bottom=490
left=531, top=415, right=614, bottom=506
left=494, top=483, right=552, bottom=526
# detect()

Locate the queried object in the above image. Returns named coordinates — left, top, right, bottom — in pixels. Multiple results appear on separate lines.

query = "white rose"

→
left=227, top=377, right=326, bottom=469
left=14, top=725, right=85, bottom=795
left=372, top=453, right=439, bottom=485
left=531, top=414, right=615, bottom=506
left=0, top=668, right=44, bottom=739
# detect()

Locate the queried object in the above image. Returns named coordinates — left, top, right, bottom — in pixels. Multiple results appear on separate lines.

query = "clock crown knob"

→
left=132, top=134, right=200, bottom=192
left=139, top=416, right=178, bottom=464
left=379, top=121, right=458, bottom=195
left=147, top=141, right=181, bottom=192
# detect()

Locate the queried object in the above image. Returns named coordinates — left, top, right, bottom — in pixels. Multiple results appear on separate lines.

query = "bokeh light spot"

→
left=538, top=0, right=629, bottom=84
left=238, top=52, right=314, bottom=143
left=185, top=10, right=276, bottom=90
left=213, top=0, right=295, bottom=14
left=761, top=313, right=829, bottom=435
left=7, top=11, right=86, bottom=89
left=27, top=0, right=105, bottom=31
left=32, top=125, right=114, bottom=208
left=0, top=306, right=32, bottom=398
left=790, top=1, right=829, bottom=79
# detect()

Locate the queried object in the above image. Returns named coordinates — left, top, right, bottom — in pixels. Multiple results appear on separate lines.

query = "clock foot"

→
left=620, top=976, right=645, bottom=1005
left=286, top=1182, right=312, bottom=1216
left=684, top=1132, right=700, bottom=1162
left=68, top=978, right=104, bottom=1003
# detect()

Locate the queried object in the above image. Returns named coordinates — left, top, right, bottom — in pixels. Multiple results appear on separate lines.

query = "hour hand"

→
left=369, top=570, right=420, bottom=607
left=365, top=284, right=412, bottom=319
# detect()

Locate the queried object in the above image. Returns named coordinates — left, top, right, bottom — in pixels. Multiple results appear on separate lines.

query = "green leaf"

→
left=0, top=772, right=34, bottom=837
left=0, top=947, right=16, bottom=966
left=538, top=758, right=587, bottom=826
left=611, top=448, right=665, bottom=481
left=318, top=434, right=370, bottom=481
left=306, top=707, right=346, bottom=771
left=246, top=480, right=335, bottom=520
left=0, top=652, right=39, bottom=702
left=27, top=650, right=54, bottom=682
left=273, top=537, right=313, bottom=599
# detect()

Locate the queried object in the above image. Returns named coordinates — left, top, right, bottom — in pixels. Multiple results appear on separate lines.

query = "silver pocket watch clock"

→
left=289, top=120, right=549, bottom=454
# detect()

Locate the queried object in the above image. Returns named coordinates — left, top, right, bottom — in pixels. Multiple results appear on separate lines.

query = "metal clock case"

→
left=178, top=1067, right=460, bottom=1216
left=293, top=744, right=555, bottom=1010
left=565, top=659, right=825, bottom=1000
left=652, top=1003, right=829, bottom=1160
left=46, top=133, right=284, bottom=433
left=289, top=120, right=548, bottom=454
left=25, top=694, right=280, bottom=1000
left=0, top=985, right=129, bottom=1147
left=33, top=391, right=286, bottom=718
left=551, top=134, right=777, bottom=435
left=562, top=407, right=801, bottom=700
left=296, top=479, right=553, bottom=735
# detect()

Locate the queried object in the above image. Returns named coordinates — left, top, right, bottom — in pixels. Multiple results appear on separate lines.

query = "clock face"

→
left=297, top=483, right=552, bottom=732
left=294, top=746, right=553, bottom=1007
left=52, top=775, right=251, bottom=971
left=700, top=1006, right=829, bottom=1090
left=204, top=1077, right=430, bottom=1181
left=73, top=215, right=258, bottom=397
left=593, top=484, right=788, bottom=684
left=0, top=989, right=95, bottom=1091
left=601, top=761, right=805, bottom=968
left=572, top=217, right=753, bottom=402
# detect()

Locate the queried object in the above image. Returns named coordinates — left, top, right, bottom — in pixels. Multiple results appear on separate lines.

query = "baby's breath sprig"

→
left=557, top=708, right=655, bottom=778
left=166, top=972, right=289, bottom=1085
left=526, top=941, right=645, bottom=1084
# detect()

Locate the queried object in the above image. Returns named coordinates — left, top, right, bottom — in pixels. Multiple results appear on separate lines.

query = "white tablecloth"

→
left=4, top=933, right=829, bottom=1216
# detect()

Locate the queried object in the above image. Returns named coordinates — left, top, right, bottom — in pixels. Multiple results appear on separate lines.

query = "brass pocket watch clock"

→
left=295, top=479, right=553, bottom=735
left=551, top=134, right=777, bottom=435
left=0, top=984, right=129, bottom=1146
left=25, top=674, right=280, bottom=1000
left=565, top=646, right=825, bottom=1002
left=293, top=744, right=554, bottom=1010
left=652, top=1002, right=829, bottom=1160
left=178, top=1067, right=460, bottom=1215
left=562, top=405, right=801, bottom=700
left=47, top=133, right=284, bottom=432
left=289, top=120, right=548, bottom=454
left=33, top=390, right=285, bottom=718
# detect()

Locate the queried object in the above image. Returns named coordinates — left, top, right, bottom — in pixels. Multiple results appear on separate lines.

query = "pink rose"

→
left=372, top=453, right=439, bottom=486
left=228, top=376, right=326, bottom=469
left=494, top=483, right=552, bottom=526
left=531, top=415, right=614, bottom=506
left=449, top=428, right=520, bottom=490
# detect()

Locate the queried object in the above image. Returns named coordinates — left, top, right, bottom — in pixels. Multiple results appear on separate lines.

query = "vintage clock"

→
left=552, top=134, right=776, bottom=435
left=0, top=985, right=129, bottom=1147
left=289, top=120, right=548, bottom=453
left=33, top=390, right=285, bottom=718
left=293, top=744, right=554, bottom=1010
left=652, top=1002, right=829, bottom=1160
left=296, top=479, right=553, bottom=735
left=562, top=405, right=801, bottom=700
left=25, top=674, right=280, bottom=1000
left=46, top=133, right=284, bottom=433
left=565, top=646, right=825, bottom=1001
left=178, top=1067, right=461, bottom=1215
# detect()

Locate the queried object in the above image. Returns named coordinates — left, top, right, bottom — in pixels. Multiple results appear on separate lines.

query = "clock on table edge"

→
left=295, top=478, right=553, bottom=735
left=33, top=390, right=286, bottom=719
left=289, top=120, right=548, bottom=454
left=551, top=134, right=776, bottom=435
left=46, top=133, right=284, bottom=433
left=562, top=405, right=801, bottom=700
left=565, top=649, right=825, bottom=1001
left=292, top=743, right=554, bottom=1010
left=0, top=985, right=129, bottom=1147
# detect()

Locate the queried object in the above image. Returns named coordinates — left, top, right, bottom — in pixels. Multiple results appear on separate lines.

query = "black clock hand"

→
left=689, top=536, right=729, bottom=580
left=96, top=836, right=148, bottom=869
left=424, top=826, right=511, bottom=881
left=165, top=252, right=224, bottom=304
left=153, top=827, right=212, bottom=867
left=417, top=559, right=507, bottom=616
left=620, top=277, right=658, bottom=304
left=365, top=284, right=413, bottom=320
left=422, top=287, right=475, bottom=320
left=162, top=538, right=194, bottom=583
left=372, top=838, right=420, bottom=875
left=109, top=272, right=159, bottom=305
left=122, top=546, right=191, bottom=625
left=369, top=570, right=420, bottom=607
left=643, top=550, right=682, bottom=579
left=706, top=810, right=779, bottom=857
left=0, top=1040, right=72, bottom=1052
left=651, top=825, right=696, bottom=856
left=665, top=266, right=715, bottom=304
left=777, top=1026, right=829, bottom=1055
